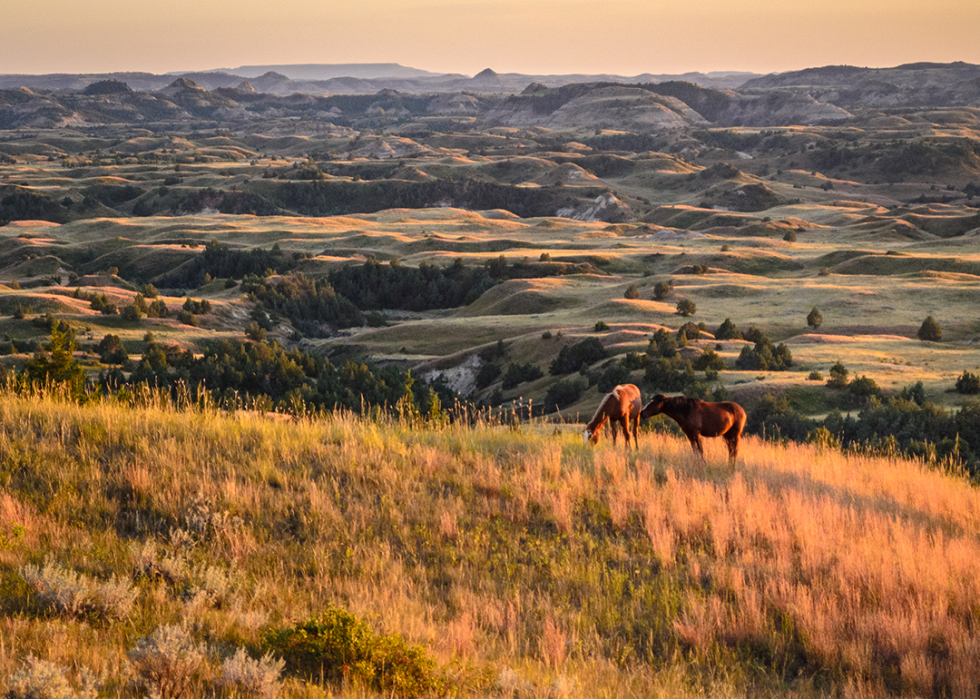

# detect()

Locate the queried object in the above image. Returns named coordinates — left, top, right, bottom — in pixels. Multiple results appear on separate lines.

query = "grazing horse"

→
left=583, top=384, right=642, bottom=449
left=641, top=394, right=746, bottom=467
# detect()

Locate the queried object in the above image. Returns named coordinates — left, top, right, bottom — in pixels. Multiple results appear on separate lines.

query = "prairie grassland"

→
left=2, top=389, right=980, bottom=697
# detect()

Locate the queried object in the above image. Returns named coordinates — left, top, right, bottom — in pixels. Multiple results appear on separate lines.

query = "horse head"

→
left=640, top=394, right=668, bottom=419
left=583, top=428, right=599, bottom=445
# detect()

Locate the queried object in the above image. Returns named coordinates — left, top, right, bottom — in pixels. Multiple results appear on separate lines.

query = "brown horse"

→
left=583, top=384, right=642, bottom=449
left=641, top=394, right=746, bottom=467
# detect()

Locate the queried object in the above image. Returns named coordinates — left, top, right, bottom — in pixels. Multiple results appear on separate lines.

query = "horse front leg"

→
left=631, top=413, right=640, bottom=450
left=685, top=431, right=705, bottom=462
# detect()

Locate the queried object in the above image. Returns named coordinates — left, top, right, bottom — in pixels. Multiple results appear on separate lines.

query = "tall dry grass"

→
left=1, top=387, right=979, bottom=697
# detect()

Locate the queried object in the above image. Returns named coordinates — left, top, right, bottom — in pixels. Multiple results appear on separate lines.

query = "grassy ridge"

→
left=1, top=389, right=980, bottom=697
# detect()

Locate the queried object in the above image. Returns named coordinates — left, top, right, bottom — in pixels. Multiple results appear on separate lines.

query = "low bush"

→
left=21, top=560, right=137, bottom=620
left=129, top=625, right=206, bottom=699
left=501, top=362, right=544, bottom=390
left=597, top=363, right=633, bottom=393
left=544, top=379, right=586, bottom=412
left=715, top=318, right=742, bottom=340
left=956, top=371, right=980, bottom=395
left=675, top=298, right=696, bottom=317
left=217, top=648, right=284, bottom=699
left=6, top=655, right=99, bottom=699
left=692, top=349, right=726, bottom=372
left=264, top=607, right=441, bottom=698
left=549, top=338, right=607, bottom=375
left=476, top=362, right=502, bottom=390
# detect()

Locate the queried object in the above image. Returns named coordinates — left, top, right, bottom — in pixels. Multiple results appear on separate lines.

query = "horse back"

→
left=614, top=384, right=643, bottom=416
left=686, top=399, right=745, bottom=437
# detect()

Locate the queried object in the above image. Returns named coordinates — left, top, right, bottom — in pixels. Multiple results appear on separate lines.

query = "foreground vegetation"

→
left=2, top=388, right=980, bottom=697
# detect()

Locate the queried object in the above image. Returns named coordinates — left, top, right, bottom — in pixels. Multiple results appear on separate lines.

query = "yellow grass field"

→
left=2, top=387, right=979, bottom=697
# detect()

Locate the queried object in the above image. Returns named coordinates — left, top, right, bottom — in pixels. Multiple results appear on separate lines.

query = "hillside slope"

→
left=1, top=390, right=978, bottom=697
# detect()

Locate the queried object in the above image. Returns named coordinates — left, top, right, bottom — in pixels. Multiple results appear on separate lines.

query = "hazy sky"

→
left=3, top=0, right=979, bottom=76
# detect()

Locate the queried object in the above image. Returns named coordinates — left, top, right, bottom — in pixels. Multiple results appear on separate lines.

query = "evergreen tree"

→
left=24, top=326, right=86, bottom=396
left=828, top=361, right=849, bottom=388
left=715, top=318, right=742, bottom=340
left=917, top=316, right=942, bottom=342
left=676, top=298, right=696, bottom=317
left=807, top=306, right=823, bottom=329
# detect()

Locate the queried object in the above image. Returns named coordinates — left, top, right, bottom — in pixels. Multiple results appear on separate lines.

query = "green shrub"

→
left=647, top=329, right=677, bottom=359
left=624, top=284, right=640, bottom=300
left=715, top=318, right=742, bottom=340
left=121, top=304, right=144, bottom=322
left=827, top=361, right=849, bottom=388
left=89, top=294, right=117, bottom=316
left=746, top=394, right=816, bottom=442
left=734, top=332, right=793, bottom=371
left=675, top=298, right=696, bottom=317
left=147, top=300, right=169, bottom=318
left=182, top=298, right=212, bottom=315
left=692, top=349, right=725, bottom=372
left=956, top=371, right=980, bottom=395
left=594, top=320, right=609, bottom=332
left=549, top=338, right=607, bottom=375
left=677, top=322, right=701, bottom=341
left=544, top=378, right=586, bottom=412
left=245, top=323, right=267, bottom=342
left=264, top=608, right=441, bottom=698
left=501, top=362, right=543, bottom=390
left=807, top=306, right=822, bottom=329
left=475, top=362, right=502, bottom=389
left=597, top=363, right=633, bottom=393
left=846, top=376, right=882, bottom=407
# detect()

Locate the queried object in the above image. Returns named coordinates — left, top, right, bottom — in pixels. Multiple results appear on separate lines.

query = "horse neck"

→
left=586, top=395, right=613, bottom=432
left=663, top=399, right=691, bottom=422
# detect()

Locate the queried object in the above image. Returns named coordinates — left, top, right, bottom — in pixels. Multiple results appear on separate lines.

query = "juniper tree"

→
left=917, top=316, right=941, bottom=342
left=807, top=306, right=823, bottom=330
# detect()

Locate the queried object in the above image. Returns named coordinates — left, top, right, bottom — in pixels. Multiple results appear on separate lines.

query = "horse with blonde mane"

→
left=640, top=394, right=746, bottom=467
left=583, top=384, right=642, bottom=449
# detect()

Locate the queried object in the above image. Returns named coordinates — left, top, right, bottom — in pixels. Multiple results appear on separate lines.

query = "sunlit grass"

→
left=1, top=388, right=979, bottom=697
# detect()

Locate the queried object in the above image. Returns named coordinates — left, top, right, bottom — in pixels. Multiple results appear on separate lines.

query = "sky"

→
left=2, top=0, right=979, bottom=77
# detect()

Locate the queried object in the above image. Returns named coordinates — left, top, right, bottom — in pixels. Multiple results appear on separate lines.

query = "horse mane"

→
left=668, top=396, right=699, bottom=418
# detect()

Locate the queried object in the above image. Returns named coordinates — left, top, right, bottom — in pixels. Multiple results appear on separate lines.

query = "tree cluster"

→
left=327, top=257, right=496, bottom=311
left=734, top=328, right=793, bottom=371
left=242, top=273, right=364, bottom=335
left=549, top=338, right=608, bottom=375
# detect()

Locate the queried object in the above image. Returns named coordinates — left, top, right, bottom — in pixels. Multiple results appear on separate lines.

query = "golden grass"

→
left=2, top=389, right=980, bottom=696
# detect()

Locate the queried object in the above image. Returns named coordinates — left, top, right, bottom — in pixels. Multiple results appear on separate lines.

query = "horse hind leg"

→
left=724, top=430, right=740, bottom=468
left=623, top=419, right=634, bottom=451
left=617, top=419, right=629, bottom=450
